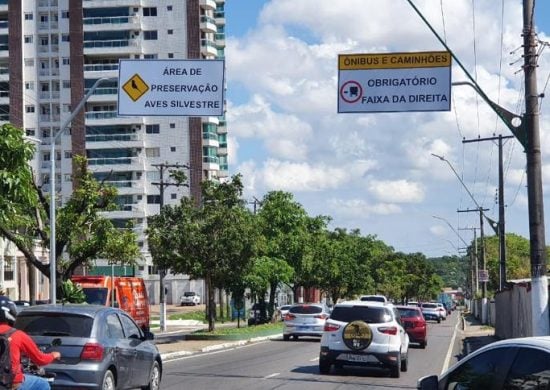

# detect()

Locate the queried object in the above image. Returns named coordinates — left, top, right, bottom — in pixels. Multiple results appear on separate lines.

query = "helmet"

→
left=0, top=296, right=17, bottom=326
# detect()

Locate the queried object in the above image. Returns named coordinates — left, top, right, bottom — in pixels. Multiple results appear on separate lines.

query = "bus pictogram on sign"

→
left=122, top=74, right=149, bottom=102
left=340, top=80, right=363, bottom=103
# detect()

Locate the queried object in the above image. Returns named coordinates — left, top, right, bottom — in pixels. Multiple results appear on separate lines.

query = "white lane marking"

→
left=310, top=357, right=319, bottom=362
left=263, top=373, right=280, bottom=379
left=441, top=315, right=460, bottom=374
left=164, top=340, right=272, bottom=364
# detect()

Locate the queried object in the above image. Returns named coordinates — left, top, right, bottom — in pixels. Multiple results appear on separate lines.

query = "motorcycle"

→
left=21, top=338, right=62, bottom=384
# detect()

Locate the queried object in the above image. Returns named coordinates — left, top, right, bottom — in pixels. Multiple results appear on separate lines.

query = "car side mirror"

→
left=417, top=375, right=438, bottom=390
left=143, top=331, right=155, bottom=341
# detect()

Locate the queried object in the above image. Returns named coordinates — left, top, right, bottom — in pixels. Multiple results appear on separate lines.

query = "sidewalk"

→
left=460, top=312, right=498, bottom=357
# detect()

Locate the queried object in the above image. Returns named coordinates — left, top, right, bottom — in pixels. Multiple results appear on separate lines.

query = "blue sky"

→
left=224, top=0, right=550, bottom=258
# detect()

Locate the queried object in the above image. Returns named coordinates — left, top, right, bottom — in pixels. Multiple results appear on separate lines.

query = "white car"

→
left=359, top=294, right=388, bottom=304
left=277, top=305, right=292, bottom=321
left=436, top=303, right=447, bottom=320
left=180, top=291, right=201, bottom=306
left=283, top=303, right=330, bottom=340
left=420, top=302, right=441, bottom=323
left=319, top=300, right=409, bottom=378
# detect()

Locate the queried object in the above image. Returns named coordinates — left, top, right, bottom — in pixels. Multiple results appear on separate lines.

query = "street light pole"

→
left=49, top=77, right=117, bottom=304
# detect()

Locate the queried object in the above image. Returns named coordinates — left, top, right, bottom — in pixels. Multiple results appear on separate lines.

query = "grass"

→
left=189, top=322, right=283, bottom=339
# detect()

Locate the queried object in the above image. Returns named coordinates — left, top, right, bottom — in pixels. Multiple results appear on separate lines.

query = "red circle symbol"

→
left=340, top=81, right=363, bottom=103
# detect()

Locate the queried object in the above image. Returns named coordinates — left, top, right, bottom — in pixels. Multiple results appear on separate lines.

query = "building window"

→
left=167, top=29, right=173, bottom=35
left=62, top=80, right=70, bottom=88
left=143, top=54, right=157, bottom=59
left=170, top=147, right=176, bottom=152
left=147, top=195, right=161, bottom=204
left=24, top=35, right=33, bottom=44
left=64, top=151, right=72, bottom=159
left=145, top=124, right=159, bottom=134
left=171, top=193, right=177, bottom=199
left=25, top=82, right=34, bottom=90
left=145, top=148, right=160, bottom=158
left=24, top=13, right=33, bottom=20
left=143, top=31, right=158, bottom=40
left=169, top=123, right=175, bottom=128
left=61, top=11, right=69, bottom=19
left=26, top=128, right=36, bottom=137
left=61, top=34, right=70, bottom=42
left=64, top=174, right=72, bottom=182
left=25, top=105, right=35, bottom=113
left=143, top=7, right=157, bottom=16
left=168, top=53, right=174, bottom=59
left=24, top=59, right=34, bottom=67
left=167, top=6, right=173, bottom=11
left=62, top=58, right=70, bottom=65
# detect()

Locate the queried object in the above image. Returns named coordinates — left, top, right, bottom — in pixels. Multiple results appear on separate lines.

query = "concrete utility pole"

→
left=463, top=135, right=513, bottom=291
left=459, top=227, right=479, bottom=296
left=523, top=0, right=549, bottom=336
left=151, top=162, right=189, bottom=332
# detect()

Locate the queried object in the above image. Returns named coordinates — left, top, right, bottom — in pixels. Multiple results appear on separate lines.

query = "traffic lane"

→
left=160, top=315, right=460, bottom=390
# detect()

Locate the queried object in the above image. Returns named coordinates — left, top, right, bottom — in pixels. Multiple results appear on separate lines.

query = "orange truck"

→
left=71, top=276, right=150, bottom=332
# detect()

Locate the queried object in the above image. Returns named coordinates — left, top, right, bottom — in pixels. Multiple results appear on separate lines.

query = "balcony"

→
left=82, top=0, right=141, bottom=7
left=86, top=132, right=143, bottom=149
left=83, top=63, right=119, bottom=73
left=200, top=0, right=217, bottom=10
left=84, top=39, right=139, bottom=55
left=87, top=156, right=142, bottom=172
left=215, top=33, right=225, bottom=47
left=200, top=39, right=218, bottom=57
left=38, top=21, right=58, bottom=31
left=200, top=15, right=217, bottom=33
left=202, top=155, right=219, bottom=171
left=38, top=44, right=59, bottom=53
left=38, top=0, right=58, bottom=8
left=0, top=0, right=6, bottom=12
left=0, top=66, right=7, bottom=81
left=83, top=15, right=140, bottom=32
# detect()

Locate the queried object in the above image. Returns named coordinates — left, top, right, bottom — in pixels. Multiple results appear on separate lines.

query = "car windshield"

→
left=81, top=288, right=108, bottom=305
left=289, top=305, right=323, bottom=314
left=16, top=313, right=94, bottom=337
left=330, top=306, right=392, bottom=323
left=184, top=292, right=196, bottom=297
left=397, top=308, right=420, bottom=317
left=422, top=303, right=438, bottom=309
left=280, top=305, right=291, bottom=310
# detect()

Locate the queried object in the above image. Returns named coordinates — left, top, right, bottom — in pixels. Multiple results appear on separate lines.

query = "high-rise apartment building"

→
left=1, top=0, right=227, bottom=297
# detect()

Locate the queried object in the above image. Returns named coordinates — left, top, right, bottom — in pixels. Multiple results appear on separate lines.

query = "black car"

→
left=15, top=304, right=161, bottom=390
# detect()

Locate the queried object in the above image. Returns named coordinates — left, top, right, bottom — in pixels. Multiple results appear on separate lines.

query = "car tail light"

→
left=284, top=313, right=296, bottom=321
left=80, top=343, right=104, bottom=361
left=378, top=326, right=398, bottom=335
left=315, top=313, right=329, bottom=320
left=324, top=322, right=340, bottom=332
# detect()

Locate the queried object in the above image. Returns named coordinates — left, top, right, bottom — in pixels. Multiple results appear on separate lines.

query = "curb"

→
left=160, top=333, right=282, bottom=361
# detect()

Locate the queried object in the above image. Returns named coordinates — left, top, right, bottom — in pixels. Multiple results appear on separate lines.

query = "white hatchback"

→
left=319, top=300, right=409, bottom=378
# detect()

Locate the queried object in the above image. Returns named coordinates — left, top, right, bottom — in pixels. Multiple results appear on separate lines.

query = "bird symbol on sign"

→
left=131, top=79, right=141, bottom=92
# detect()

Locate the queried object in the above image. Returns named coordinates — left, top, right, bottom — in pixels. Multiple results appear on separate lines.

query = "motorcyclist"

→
left=0, top=296, right=60, bottom=390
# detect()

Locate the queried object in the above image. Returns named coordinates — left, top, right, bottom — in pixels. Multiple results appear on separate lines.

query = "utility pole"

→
left=463, top=134, right=513, bottom=291
left=523, top=0, right=549, bottom=336
left=152, top=162, right=189, bottom=332
left=459, top=227, right=479, bottom=297
left=457, top=208, right=489, bottom=298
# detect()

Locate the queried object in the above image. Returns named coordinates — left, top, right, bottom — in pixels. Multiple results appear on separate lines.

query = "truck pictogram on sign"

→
left=340, top=81, right=363, bottom=103
left=122, top=74, right=149, bottom=102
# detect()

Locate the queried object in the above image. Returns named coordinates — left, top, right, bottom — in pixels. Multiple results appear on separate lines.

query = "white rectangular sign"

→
left=118, top=59, right=225, bottom=116
left=338, top=51, right=451, bottom=113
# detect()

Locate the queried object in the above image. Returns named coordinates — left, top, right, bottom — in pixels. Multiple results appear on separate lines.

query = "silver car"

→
left=15, top=304, right=162, bottom=390
left=283, top=303, right=330, bottom=340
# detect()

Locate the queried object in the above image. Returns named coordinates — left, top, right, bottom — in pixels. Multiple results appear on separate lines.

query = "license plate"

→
left=338, top=353, right=377, bottom=363
left=297, top=326, right=311, bottom=330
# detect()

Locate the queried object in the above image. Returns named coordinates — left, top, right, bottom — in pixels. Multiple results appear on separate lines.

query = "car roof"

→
left=335, top=300, right=388, bottom=307
left=395, top=305, right=421, bottom=310
left=16, top=303, right=114, bottom=317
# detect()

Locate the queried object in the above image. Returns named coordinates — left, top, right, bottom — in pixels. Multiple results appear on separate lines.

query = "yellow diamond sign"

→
left=122, top=74, right=149, bottom=102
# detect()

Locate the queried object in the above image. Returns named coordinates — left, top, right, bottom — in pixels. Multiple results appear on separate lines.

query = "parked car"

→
left=417, top=336, right=550, bottom=389
left=359, top=295, right=388, bottom=304
left=395, top=305, right=427, bottom=348
left=283, top=303, right=330, bottom=341
left=13, top=300, right=30, bottom=314
left=277, top=305, right=292, bottom=321
left=179, top=291, right=201, bottom=306
left=420, top=302, right=441, bottom=323
left=436, top=303, right=447, bottom=320
left=15, top=304, right=162, bottom=390
left=248, top=302, right=269, bottom=326
left=407, top=301, right=420, bottom=307
left=319, top=300, right=409, bottom=378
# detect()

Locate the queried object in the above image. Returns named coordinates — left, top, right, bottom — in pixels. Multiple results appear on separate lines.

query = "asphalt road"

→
left=159, top=311, right=461, bottom=389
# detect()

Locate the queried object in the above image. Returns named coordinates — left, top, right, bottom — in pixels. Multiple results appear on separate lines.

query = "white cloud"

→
left=430, top=224, right=448, bottom=236
left=368, top=180, right=425, bottom=203
left=328, top=198, right=402, bottom=218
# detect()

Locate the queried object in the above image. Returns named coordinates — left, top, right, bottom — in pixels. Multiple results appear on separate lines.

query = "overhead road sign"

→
left=118, top=59, right=225, bottom=116
left=338, top=51, right=451, bottom=113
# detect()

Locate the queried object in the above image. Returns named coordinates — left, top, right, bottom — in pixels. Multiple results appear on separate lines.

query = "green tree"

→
left=0, top=125, right=140, bottom=298
left=148, top=175, right=258, bottom=331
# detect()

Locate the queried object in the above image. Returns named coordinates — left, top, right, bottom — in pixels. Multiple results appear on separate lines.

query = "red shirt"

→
left=0, top=324, right=56, bottom=385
